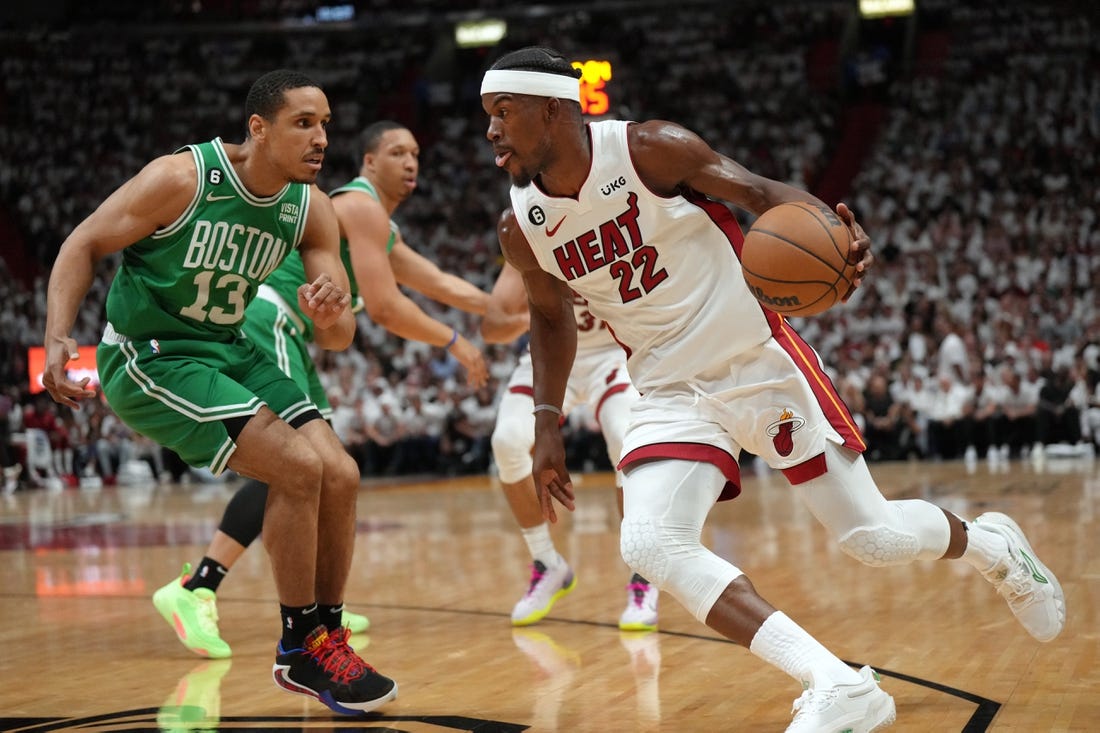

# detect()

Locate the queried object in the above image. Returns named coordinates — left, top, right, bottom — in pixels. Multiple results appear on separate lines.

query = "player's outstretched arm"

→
left=336, top=191, right=487, bottom=387
left=44, top=154, right=196, bottom=407
left=389, top=236, right=490, bottom=316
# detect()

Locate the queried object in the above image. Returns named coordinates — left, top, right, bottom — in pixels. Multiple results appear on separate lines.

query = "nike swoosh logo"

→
left=1019, top=549, right=1049, bottom=584
left=545, top=215, right=566, bottom=237
left=206, top=192, right=235, bottom=202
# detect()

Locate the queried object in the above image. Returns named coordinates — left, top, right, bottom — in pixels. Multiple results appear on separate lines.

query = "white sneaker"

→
left=511, top=558, right=576, bottom=626
left=787, top=666, right=895, bottom=733
left=973, top=512, right=1065, bottom=642
left=619, top=574, right=659, bottom=631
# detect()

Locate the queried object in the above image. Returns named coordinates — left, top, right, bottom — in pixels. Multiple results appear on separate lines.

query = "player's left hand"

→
left=449, top=336, right=490, bottom=388
left=298, top=273, right=352, bottom=329
left=836, top=202, right=873, bottom=302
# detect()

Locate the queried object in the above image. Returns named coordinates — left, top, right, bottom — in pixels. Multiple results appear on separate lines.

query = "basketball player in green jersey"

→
left=42, top=70, right=397, bottom=715
left=153, top=119, right=513, bottom=659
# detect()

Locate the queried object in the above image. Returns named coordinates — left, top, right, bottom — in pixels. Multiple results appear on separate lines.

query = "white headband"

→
left=480, top=69, right=580, bottom=102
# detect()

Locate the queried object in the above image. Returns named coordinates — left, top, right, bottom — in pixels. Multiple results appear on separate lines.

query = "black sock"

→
left=320, top=603, right=345, bottom=633
left=280, top=603, right=321, bottom=650
left=183, top=557, right=229, bottom=593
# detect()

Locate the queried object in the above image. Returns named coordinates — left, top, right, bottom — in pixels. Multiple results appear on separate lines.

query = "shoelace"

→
left=998, top=561, right=1040, bottom=607
left=627, top=582, right=650, bottom=608
left=310, top=628, right=372, bottom=685
left=194, top=595, right=221, bottom=636
left=791, top=688, right=840, bottom=717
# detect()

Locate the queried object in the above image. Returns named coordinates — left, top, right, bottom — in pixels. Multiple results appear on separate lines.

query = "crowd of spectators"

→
left=1, top=0, right=1097, bottom=492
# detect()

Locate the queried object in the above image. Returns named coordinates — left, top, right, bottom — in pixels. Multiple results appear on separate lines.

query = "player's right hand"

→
left=450, top=336, right=489, bottom=388
left=42, top=335, right=96, bottom=408
left=532, top=425, right=575, bottom=523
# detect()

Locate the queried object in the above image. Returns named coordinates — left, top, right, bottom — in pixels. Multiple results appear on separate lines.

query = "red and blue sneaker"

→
left=272, top=625, right=397, bottom=715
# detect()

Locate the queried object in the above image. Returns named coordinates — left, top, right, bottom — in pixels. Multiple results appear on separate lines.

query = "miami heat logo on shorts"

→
left=766, top=408, right=806, bottom=457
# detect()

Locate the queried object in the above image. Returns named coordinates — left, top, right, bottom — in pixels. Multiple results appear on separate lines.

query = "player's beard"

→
left=511, top=168, right=534, bottom=188
left=511, top=133, right=557, bottom=189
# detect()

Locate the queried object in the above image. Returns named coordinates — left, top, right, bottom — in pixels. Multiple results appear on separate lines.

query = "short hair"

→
left=359, top=120, right=408, bottom=155
left=244, top=69, right=320, bottom=128
left=489, top=46, right=581, bottom=81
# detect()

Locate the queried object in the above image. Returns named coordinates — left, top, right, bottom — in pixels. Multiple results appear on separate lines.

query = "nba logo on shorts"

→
left=149, top=339, right=161, bottom=354
left=766, top=408, right=805, bottom=457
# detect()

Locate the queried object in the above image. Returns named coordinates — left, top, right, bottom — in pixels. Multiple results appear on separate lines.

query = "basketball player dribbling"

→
left=479, top=46, right=1065, bottom=732
left=43, top=70, right=396, bottom=715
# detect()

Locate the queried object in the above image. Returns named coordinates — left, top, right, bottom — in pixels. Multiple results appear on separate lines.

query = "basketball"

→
left=740, top=201, right=856, bottom=317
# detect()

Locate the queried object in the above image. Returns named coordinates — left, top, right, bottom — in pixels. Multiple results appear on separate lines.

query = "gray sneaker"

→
left=973, top=512, right=1065, bottom=642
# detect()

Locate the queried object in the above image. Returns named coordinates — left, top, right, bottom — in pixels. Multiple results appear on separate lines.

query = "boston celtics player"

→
left=151, top=119, right=509, bottom=660
left=42, top=70, right=397, bottom=715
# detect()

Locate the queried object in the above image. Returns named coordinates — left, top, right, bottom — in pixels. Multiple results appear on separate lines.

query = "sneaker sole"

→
left=272, top=666, right=398, bottom=715
left=866, top=693, right=897, bottom=732
left=618, top=619, right=658, bottom=632
left=511, top=575, right=578, bottom=627
left=976, top=512, right=1066, bottom=642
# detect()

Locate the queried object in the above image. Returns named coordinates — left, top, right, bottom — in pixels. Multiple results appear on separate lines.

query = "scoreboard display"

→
left=573, top=59, right=613, bottom=116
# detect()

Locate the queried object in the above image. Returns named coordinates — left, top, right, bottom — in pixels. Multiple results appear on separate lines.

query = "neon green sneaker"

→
left=153, top=564, right=232, bottom=659
left=342, top=609, right=370, bottom=634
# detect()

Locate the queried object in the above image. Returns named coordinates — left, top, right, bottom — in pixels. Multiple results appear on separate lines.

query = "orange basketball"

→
left=740, top=201, right=857, bottom=317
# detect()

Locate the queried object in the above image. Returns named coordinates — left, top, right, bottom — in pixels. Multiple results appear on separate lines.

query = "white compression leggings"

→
left=620, top=460, right=744, bottom=623
left=619, top=442, right=953, bottom=624
left=795, top=442, right=952, bottom=567
left=490, top=388, right=634, bottom=484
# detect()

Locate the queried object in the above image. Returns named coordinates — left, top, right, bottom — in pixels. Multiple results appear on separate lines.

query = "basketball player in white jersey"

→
left=482, top=262, right=657, bottom=631
left=479, top=47, right=1064, bottom=733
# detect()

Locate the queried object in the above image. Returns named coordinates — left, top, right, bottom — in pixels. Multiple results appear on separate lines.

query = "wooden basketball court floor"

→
left=0, top=456, right=1096, bottom=732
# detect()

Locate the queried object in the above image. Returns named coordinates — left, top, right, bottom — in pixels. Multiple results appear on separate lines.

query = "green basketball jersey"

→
left=259, top=175, right=397, bottom=341
left=104, top=138, right=310, bottom=341
left=329, top=175, right=399, bottom=256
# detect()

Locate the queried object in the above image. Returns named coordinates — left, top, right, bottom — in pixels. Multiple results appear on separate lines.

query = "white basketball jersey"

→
left=510, top=119, right=774, bottom=391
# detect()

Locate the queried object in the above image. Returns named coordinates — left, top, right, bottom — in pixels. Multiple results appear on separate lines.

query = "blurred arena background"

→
left=0, top=0, right=1096, bottom=490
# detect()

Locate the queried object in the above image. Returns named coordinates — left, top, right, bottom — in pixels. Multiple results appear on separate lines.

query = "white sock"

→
left=960, top=520, right=1010, bottom=571
left=749, top=611, right=863, bottom=689
left=521, top=523, right=560, bottom=568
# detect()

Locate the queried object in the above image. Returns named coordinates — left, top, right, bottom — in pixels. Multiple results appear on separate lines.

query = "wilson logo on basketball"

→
left=766, top=408, right=806, bottom=457
left=748, top=285, right=801, bottom=308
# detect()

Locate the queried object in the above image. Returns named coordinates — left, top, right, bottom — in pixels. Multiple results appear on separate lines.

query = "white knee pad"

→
left=837, top=525, right=921, bottom=566
left=797, top=444, right=951, bottom=566
left=619, top=515, right=668, bottom=587
left=836, top=499, right=950, bottom=566
left=620, top=460, right=743, bottom=623
left=491, top=392, right=535, bottom=483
